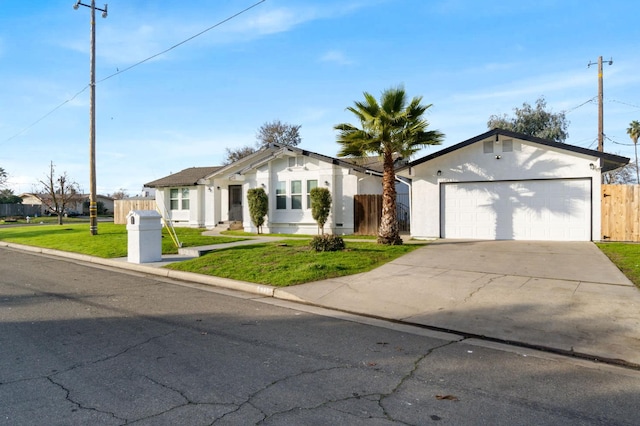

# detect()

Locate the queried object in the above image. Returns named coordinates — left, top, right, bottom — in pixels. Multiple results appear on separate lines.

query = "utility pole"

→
left=588, top=56, right=613, bottom=152
left=74, top=0, right=108, bottom=235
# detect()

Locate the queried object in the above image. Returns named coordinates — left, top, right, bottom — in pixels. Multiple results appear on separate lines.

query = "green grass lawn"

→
left=0, top=223, right=245, bottom=258
left=596, top=242, right=640, bottom=289
left=165, top=239, right=424, bottom=286
left=220, top=229, right=378, bottom=240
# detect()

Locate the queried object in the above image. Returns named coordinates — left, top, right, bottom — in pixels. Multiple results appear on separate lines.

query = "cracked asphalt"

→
left=1, top=248, right=640, bottom=425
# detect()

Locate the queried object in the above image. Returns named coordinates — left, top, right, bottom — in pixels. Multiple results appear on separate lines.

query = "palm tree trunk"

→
left=378, top=151, right=402, bottom=245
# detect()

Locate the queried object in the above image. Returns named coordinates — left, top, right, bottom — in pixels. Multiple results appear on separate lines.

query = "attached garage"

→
left=398, top=129, right=630, bottom=242
left=441, top=179, right=591, bottom=241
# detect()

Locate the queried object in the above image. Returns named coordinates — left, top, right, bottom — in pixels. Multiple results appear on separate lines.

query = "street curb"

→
left=0, top=242, right=275, bottom=297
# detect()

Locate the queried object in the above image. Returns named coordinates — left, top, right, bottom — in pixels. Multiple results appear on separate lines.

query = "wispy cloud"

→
left=319, top=50, right=354, bottom=65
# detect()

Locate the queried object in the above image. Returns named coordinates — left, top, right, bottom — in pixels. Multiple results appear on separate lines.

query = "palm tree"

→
left=627, top=120, right=640, bottom=184
left=335, top=86, right=444, bottom=244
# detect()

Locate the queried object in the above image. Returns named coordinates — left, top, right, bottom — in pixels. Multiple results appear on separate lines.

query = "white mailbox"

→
left=126, top=210, right=162, bottom=264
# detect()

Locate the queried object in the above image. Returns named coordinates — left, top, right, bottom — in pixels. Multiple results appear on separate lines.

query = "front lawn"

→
left=597, top=243, right=640, bottom=289
left=165, top=239, right=423, bottom=286
left=0, top=223, right=245, bottom=258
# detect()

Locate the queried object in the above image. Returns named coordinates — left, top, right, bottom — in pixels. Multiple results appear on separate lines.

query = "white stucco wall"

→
left=235, top=154, right=380, bottom=235
left=400, top=137, right=603, bottom=240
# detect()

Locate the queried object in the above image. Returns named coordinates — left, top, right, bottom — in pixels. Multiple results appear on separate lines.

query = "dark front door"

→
left=229, top=185, right=242, bottom=221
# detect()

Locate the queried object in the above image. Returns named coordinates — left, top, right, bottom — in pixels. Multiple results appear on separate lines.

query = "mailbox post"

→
left=126, top=210, right=162, bottom=264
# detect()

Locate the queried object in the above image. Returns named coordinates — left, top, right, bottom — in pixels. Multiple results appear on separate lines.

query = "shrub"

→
left=310, top=187, right=331, bottom=234
left=247, top=187, right=268, bottom=234
left=310, top=234, right=345, bottom=252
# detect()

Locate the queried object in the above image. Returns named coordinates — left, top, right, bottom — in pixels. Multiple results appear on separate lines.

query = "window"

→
left=288, top=156, right=304, bottom=168
left=181, top=188, right=190, bottom=209
left=306, top=180, right=317, bottom=208
left=276, top=181, right=286, bottom=209
left=169, top=188, right=189, bottom=210
left=483, top=141, right=494, bottom=153
left=502, top=139, right=513, bottom=152
left=291, top=180, right=302, bottom=209
left=169, top=189, right=179, bottom=210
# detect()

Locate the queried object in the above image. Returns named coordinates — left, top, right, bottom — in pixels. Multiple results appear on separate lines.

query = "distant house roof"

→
left=144, top=166, right=223, bottom=188
left=398, top=129, right=630, bottom=173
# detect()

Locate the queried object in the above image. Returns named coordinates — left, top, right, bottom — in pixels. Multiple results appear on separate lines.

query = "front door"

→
left=228, top=185, right=243, bottom=221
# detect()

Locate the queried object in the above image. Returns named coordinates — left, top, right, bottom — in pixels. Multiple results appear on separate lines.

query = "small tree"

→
left=310, top=187, right=331, bottom=234
left=35, top=161, right=82, bottom=225
left=247, top=187, right=268, bottom=234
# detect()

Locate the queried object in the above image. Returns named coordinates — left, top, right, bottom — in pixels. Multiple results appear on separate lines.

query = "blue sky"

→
left=2, top=0, right=639, bottom=196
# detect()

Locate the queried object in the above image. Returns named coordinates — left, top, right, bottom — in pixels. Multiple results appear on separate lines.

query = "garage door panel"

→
left=441, top=179, right=591, bottom=241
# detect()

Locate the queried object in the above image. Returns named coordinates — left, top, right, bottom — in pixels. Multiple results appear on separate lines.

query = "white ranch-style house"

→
left=144, top=129, right=628, bottom=242
left=144, top=144, right=385, bottom=235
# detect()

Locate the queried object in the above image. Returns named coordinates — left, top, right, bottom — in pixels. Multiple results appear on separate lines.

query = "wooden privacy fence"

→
left=113, top=199, right=157, bottom=224
left=354, top=194, right=410, bottom=235
left=601, top=184, right=640, bottom=242
left=354, top=195, right=382, bottom=235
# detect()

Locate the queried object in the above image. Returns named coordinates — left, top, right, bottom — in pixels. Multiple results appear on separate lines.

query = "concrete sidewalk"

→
left=2, top=238, right=639, bottom=367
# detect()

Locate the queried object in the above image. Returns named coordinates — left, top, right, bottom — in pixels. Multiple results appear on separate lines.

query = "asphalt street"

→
left=1, top=247, right=639, bottom=425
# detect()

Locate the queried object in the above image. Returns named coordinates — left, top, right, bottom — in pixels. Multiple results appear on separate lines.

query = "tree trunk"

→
left=377, top=151, right=402, bottom=245
left=57, top=213, right=63, bottom=225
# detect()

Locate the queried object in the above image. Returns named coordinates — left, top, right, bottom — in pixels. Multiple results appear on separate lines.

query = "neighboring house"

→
left=144, top=145, right=384, bottom=234
left=19, top=193, right=115, bottom=216
left=397, top=129, right=629, bottom=241
left=143, top=166, right=222, bottom=227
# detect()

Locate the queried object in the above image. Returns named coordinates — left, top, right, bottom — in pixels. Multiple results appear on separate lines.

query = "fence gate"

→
left=601, top=184, right=640, bottom=242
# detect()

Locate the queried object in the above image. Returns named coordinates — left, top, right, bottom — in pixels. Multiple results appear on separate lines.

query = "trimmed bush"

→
left=310, top=234, right=345, bottom=252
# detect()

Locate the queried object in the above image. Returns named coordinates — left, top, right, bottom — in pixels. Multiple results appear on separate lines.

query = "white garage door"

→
left=441, top=179, right=591, bottom=241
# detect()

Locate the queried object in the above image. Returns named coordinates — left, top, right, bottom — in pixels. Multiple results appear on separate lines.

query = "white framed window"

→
left=291, top=180, right=302, bottom=209
left=288, top=156, right=304, bottom=168
left=169, top=188, right=190, bottom=210
left=276, top=181, right=286, bottom=209
left=181, top=188, right=190, bottom=209
left=306, top=180, right=317, bottom=209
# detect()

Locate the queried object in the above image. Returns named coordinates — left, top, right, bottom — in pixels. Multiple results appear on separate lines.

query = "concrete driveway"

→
left=276, top=240, right=640, bottom=366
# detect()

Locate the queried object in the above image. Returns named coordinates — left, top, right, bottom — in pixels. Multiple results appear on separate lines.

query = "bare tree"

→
left=110, top=188, right=129, bottom=200
left=256, top=120, right=302, bottom=147
left=35, top=162, right=82, bottom=225
left=223, top=145, right=257, bottom=165
left=603, top=162, right=638, bottom=184
left=222, top=120, right=302, bottom=165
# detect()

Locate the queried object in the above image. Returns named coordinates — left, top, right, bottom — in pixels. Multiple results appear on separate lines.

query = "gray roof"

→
left=144, top=166, right=222, bottom=188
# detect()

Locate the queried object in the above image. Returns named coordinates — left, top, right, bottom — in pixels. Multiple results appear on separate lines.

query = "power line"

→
left=97, top=0, right=266, bottom=84
left=608, top=99, right=640, bottom=110
left=563, top=97, right=596, bottom=114
left=4, top=85, right=89, bottom=143
left=2, top=0, right=266, bottom=144
left=606, top=135, right=635, bottom=147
